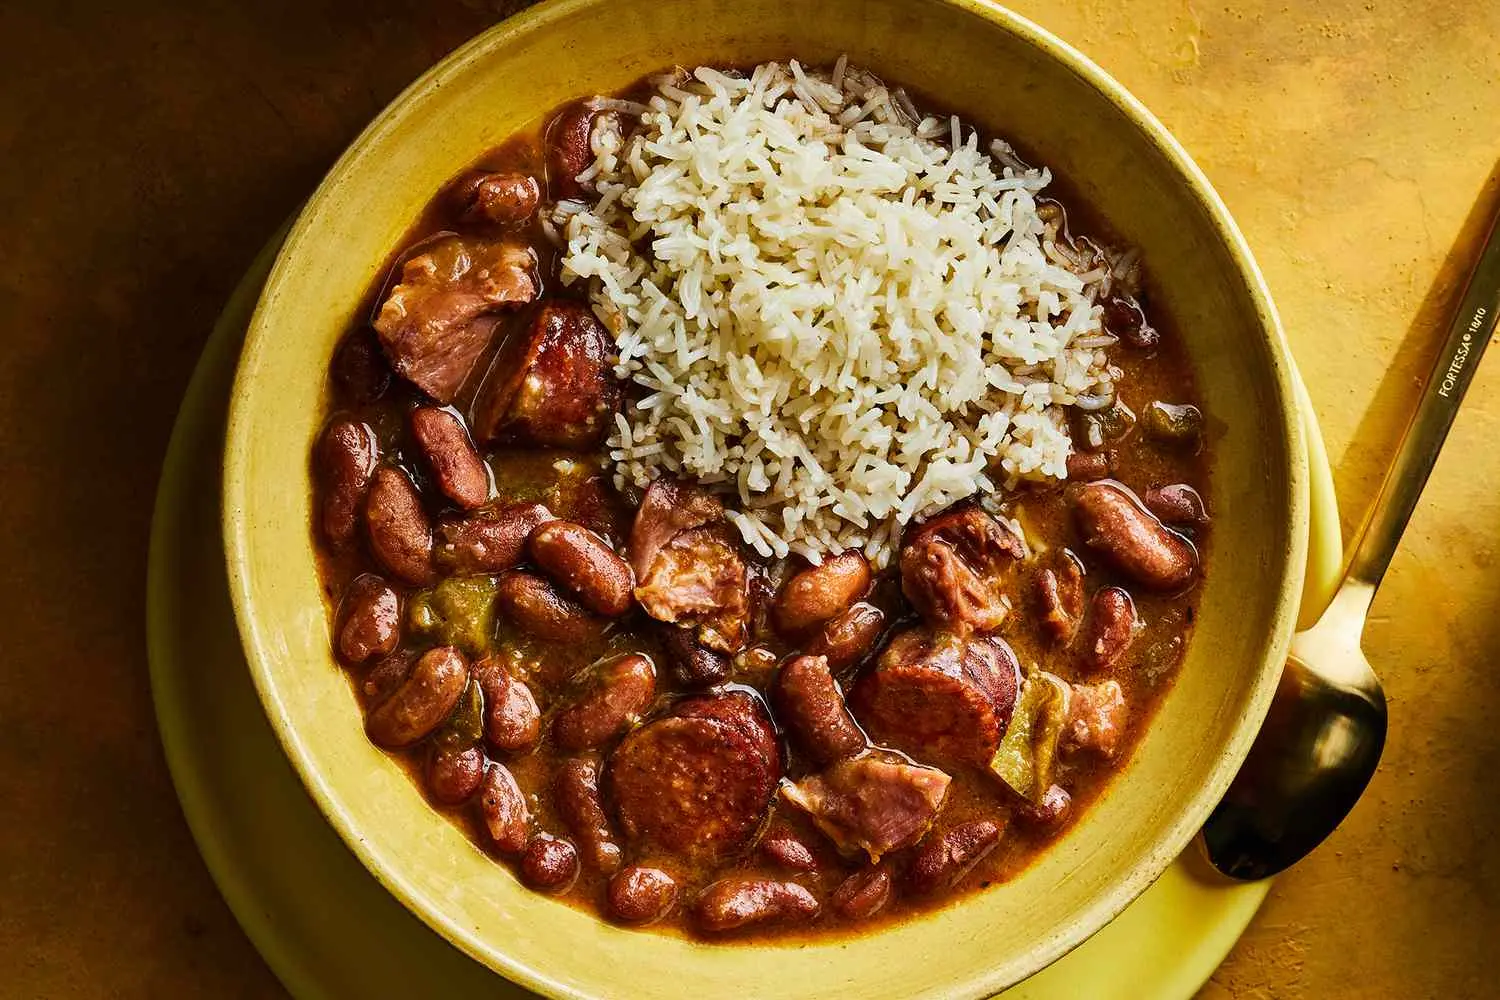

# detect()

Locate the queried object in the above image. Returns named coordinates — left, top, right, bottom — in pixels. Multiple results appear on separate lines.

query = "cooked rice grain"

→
left=559, top=60, right=1117, bottom=567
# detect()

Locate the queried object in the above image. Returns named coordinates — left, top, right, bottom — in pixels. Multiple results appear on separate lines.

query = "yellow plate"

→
left=147, top=230, right=1342, bottom=1000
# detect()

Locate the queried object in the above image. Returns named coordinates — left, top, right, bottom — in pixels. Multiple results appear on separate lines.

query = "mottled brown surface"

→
left=0, top=1, right=1495, bottom=998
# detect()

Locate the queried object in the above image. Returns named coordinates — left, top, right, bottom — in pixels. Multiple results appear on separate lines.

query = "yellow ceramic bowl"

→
left=224, top=0, right=1309, bottom=995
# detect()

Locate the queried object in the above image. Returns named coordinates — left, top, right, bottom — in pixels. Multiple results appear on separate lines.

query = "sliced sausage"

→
left=851, top=627, right=1022, bottom=767
left=528, top=520, right=635, bottom=616
left=410, top=406, right=489, bottom=509
left=1143, top=483, right=1209, bottom=526
left=608, top=691, right=780, bottom=860
left=806, top=602, right=886, bottom=670
left=781, top=755, right=951, bottom=860
left=474, top=300, right=621, bottom=449
left=907, top=819, right=1005, bottom=895
left=1035, top=552, right=1085, bottom=642
left=451, top=170, right=541, bottom=226
left=365, top=646, right=469, bottom=749
left=1064, top=680, right=1129, bottom=758
left=607, top=866, right=678, bottom=925
left=551, top=654, right=657, bottom=751
left=1072, top=480, right=1198, bottom=591
left=657, top=624, right=731, bottom=687
left=759, top=829, right=819, bottom=872
left=1081, top=586, right=1139, bottom=672
left=773, top=552, right=872, bottom=634
left=316, top=419, right=378, bottom=548
left=520, top=834, right=580, bottom=893
left=494, top=570, right=602, bottom=643
left=694, top=879, right=819, bottom=934
left=436, top=501, right=552, bottom=574
left=830, top=865, right=893, bottom=922
left=473, top=657, right=541, bottom=754
left=478, top=763, right=531, bottom=855
left=364, top=465, right=438, bottom=586
left=553, top=756, right=622, bottom=873
left=335, top=573, right=400, bottom=664
left=426, top=744, right=486, bottom=806
left=772, top=655, right=865, bottom=764
left=329, top=328, right=391, bottom=406
left=373, top=235, right=537, bottom=404
left=900, top=505, right=1024, bottom=635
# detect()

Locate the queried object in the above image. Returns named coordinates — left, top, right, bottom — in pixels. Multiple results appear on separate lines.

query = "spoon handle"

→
left=1344, top=203, right=1500, bottom=593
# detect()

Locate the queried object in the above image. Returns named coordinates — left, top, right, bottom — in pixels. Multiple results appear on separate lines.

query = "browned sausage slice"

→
left=410, top=406, right=489, bottom=509
left=365, top=465, right=438, bottom=586
left=316, top=419, right=378, bottom=548
left=528, top=520, right=635, bottom=616
left=365, top=646, right=469, bottom=749
left=336, top=573, right=400, bottom=664
left=780, top=755, right=951, bottom=860
left=551, top=654, right=657, bottom=751
left=373, top=235, right=537, bottom=403
left=608, top=692, right=780, bottom=860
left=478, top=762, right=531, bottom=855
left=553, top=756, right=622, bottom=873
left=436, top=501, right=552, bottom=574
left=494, top=570, right=602, bottom=643
left=900, top=505, right=1024, bottom=635
left=773, top=552, right=872, bottom=634
left=772, top=655, right=865, bottom=764
left=850, top=627, right=1022, bottom=767
left=473, top=657, right=541, bottom=754
left=908, top=819, right=1005, bottom=894
left=474, top=301, right=621, bottom=449
left=1071, top=481, right=1198, bottom=591
left=694, top=879, right=819, bottom=933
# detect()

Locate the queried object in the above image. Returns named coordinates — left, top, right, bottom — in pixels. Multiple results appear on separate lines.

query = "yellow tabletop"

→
left=0, top=2, right=1495, bottom=998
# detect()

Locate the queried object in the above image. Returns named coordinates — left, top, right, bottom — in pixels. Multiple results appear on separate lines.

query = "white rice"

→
left=558, top=60, right=1120, bottom=568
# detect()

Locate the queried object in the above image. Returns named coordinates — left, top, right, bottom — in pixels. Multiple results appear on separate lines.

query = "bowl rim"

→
left=223, top=0, right=1309, bottom=994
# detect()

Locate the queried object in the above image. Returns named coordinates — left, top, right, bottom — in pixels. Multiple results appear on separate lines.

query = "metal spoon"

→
left=1201, top=199, right=1500, bottom=880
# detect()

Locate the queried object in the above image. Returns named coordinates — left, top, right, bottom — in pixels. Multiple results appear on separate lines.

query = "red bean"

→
left=316, top=419, right=378, bottom=548
left=329, top=328, right=392, bottom=406
left=365, top=646, right=469, bottom=749
left=1082, top=586, right=1138, bottom=672
left=553, top=756, right=622, bottom=873
left=760, top=829, right=819, bottom=872
left=426, top=744, right=486, bottom=806
left=474, top=657, right=541, bottom=754
left=830, top=865, right=892, bottom=921
left=773, top=552, right=872, bottom=633
left=528, top=520, right=635, bottom=616
left=335, top=573, right=399, bottom=664
left=772, top=654, right=865, bottom=764
left=658, top=624, right=731, bottom=687
left=452, top=170, right=541, bottom=226
left=436, top=502, right=553, bottom=574
left=805, top=602, right=886, bottom=670
left=410, top=406, right=489, bottom=510
left=1014, top=784, right=1073, bottom=829
left=908, top=820, right=1004, bottom=895
left=1066, top=450, right=1114, bottom=482
left=607, top=866, right=678, bottom=925
left=478, top=763, right=530, bottom=855
left=1036, top=553, right=1085, bottom=642
left=364, top=465, right=438, bottom=586
left=520, top=834, right=580, bottom=893
left=551, top=653, right=657, bottom=751
left=694, top=878, right=820, bottom=933
left=495, top=570, right=601, bottom=643
left=1143, top=483, right=1209, bottom=526
left=1071, top=481, right=1197, bottom=591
